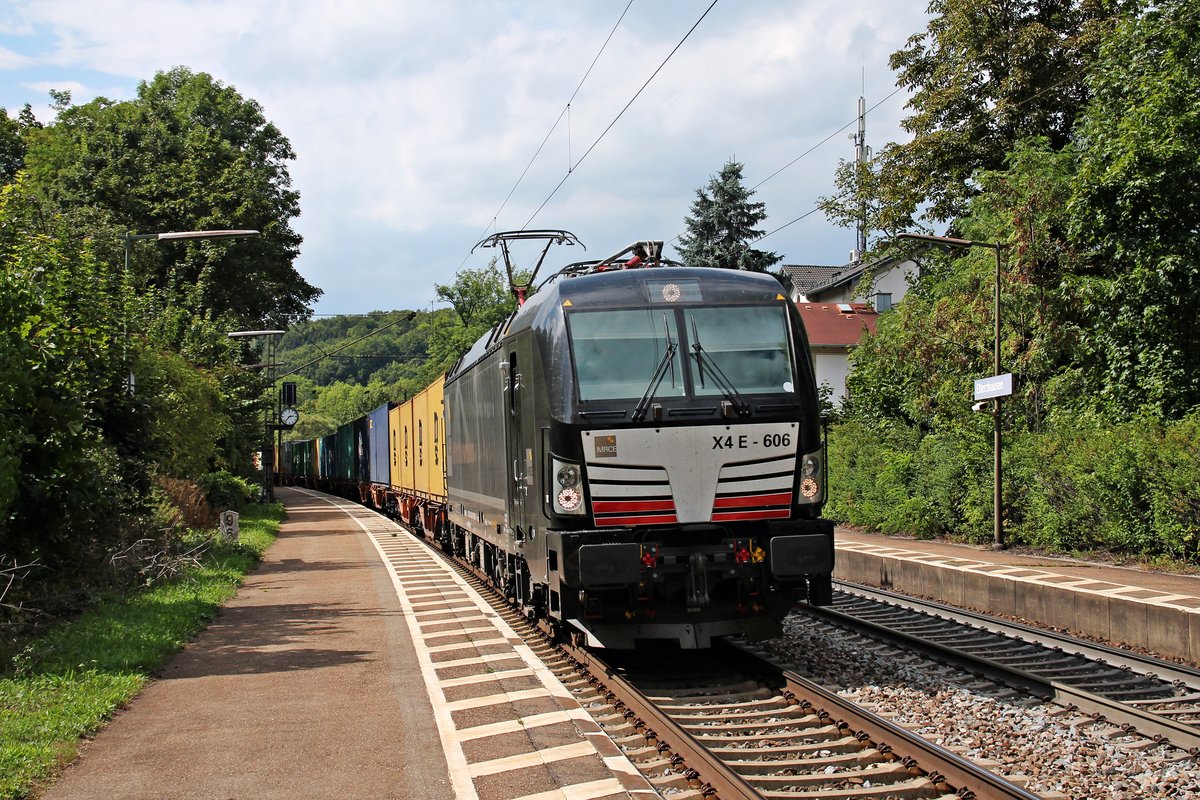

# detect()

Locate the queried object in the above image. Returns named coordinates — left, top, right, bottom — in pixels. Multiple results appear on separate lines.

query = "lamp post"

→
left=228, top=329, right=286, bottom=503
left=122, top=229, right=260, bottom=394
left=123, top=228, right=261, bottom=269
left=896, top=233, right=1007, bottom=551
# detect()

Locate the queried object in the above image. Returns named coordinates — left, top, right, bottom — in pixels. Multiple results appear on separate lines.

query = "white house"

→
left=784, top=250, right=926, bottom=310
left=779, top=264, right=843, bottom=301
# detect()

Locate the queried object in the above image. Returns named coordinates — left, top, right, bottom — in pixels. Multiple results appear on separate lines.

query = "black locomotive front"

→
left=444, top=255, right=833, bottom=649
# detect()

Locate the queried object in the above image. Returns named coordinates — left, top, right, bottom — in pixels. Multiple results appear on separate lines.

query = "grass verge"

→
left=0, top=503, right=282, bottom=800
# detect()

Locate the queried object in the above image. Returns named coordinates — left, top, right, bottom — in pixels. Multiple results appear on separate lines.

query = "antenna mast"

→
left=850, top=72, right=871, bottom=264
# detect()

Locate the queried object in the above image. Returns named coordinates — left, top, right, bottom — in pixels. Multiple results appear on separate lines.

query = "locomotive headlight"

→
left=557, top=487, right=583, bottom=511
left=798, top=449, right=823, bottom=503
left=552, top=457, right=586, bottom=516
left=557, top=464, right=579, bottom=488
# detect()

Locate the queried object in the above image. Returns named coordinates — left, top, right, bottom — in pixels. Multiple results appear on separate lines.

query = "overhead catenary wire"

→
left=666, top=86, right=906, bottom=250
left=744, top=51, right=1122, bottom=253
left=751, top=48, right=1132, bottom=249
left=456, top=0, right=636, bottom=273
left=752, top=86, right=904, bottom=193
left=520, top=0, right=721, bottom=231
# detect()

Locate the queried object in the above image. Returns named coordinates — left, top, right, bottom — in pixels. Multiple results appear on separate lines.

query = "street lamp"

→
left=122, top=229, right=260, bottom=393
left=123, top=229, right=260, bottom=280
left=896, top=233, right=1007, bottom=551
left=228, top=329, right=286, bottom=503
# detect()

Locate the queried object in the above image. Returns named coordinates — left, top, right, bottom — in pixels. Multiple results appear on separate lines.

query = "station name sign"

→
left=974, top=373, right=1013, bottom=401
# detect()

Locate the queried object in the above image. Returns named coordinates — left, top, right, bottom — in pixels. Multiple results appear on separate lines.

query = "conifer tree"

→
left=677, top=159, right=779, bottom=271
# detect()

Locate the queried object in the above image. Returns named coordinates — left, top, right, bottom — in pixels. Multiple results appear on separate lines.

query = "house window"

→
left=874, top=293, right=893, bottom=312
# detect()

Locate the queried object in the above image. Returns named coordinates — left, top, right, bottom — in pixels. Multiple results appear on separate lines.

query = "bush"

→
left=196, top=470, right=254, bottom=513
left=1143, top=411, right=1200, bottom=561
left=829, top=408, right=1200, bottom=564
left=154, top=477, right=212, bottom=530
left=825, top=419, right=919, bottom=534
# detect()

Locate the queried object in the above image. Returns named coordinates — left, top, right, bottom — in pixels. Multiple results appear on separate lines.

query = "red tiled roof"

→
left=796, top=302, right=879, bottom=346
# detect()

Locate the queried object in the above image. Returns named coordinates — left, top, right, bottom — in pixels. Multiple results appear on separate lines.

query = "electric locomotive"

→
left=441, top=231, right=833, bottom=649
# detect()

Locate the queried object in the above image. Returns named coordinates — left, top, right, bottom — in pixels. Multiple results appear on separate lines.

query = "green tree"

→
left=1068, top=0, right=1200, bottom=419
left=848, top=0, right=1126, bottom=231
left=22, top=67, right=320, bottom=329
left=821, top=156, right=915, bottom=253
left=0, top=181, right=139, bottom=592
left=136, top=348, right=231, bottom=478
left=431, top=258, right=522, bottom=369
left=677, top=159, right=780, bottom=271
left=0, top=108, right=24, bottom=185
left=848, top=138, right=1084, bottom=429
left=434, top=258, right=517, bottom=328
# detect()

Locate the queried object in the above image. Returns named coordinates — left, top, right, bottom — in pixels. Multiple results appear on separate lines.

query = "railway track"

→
left=395, top=512, right=1045, bottom=799
left=578, top=642, right=1044, bottom=800
left=810, top=581, right=1200, bottom=754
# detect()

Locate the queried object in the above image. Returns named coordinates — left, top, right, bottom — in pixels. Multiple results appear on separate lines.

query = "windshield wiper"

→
left=690, top=319, right=750, bottom=417
left=632, top=316, right=677, bottom=422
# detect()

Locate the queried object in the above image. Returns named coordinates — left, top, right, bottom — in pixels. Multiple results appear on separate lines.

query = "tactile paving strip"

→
left=298, top=490, right=658, bottom=800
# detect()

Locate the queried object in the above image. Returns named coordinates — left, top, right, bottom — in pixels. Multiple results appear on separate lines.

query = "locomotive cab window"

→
left=567, top=308, right=684, bottom=401
left=684, top=306, right=795, bottom=395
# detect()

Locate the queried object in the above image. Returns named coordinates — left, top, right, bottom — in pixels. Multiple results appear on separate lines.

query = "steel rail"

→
left=566, top=644, right=765, bottom=800
left=816, top=587, right=1200, bottom=753
left=835, top=579, right=1200, bottom=687
left=320, top=495, right=1059, bottom=796
left=723, top=640, right=1044, bottom=800
left=387, top=513, right=758, bottom=797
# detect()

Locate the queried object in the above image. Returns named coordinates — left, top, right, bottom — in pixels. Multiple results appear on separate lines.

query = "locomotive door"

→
left=503, top=346, right=536, bottom=544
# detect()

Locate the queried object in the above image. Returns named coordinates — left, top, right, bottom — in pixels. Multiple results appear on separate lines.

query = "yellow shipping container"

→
left=393, top=396, right=415, bottom=495
left=411, top=376, right=447, bottom=500
left=388, top=375, right=446, bottom=503
left=387, top=402, right=403, bottom=493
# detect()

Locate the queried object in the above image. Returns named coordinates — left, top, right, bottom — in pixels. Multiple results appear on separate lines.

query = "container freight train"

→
left=280, top=232, right=834, bottom=649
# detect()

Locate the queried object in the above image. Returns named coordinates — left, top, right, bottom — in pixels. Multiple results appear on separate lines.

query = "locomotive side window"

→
left=568, top=309, right=684, bottom=401
left=684, top=305, right=795, bottom=395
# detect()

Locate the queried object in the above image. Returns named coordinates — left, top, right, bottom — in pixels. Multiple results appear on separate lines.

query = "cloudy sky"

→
left=0, top=1, right=932, bottom=317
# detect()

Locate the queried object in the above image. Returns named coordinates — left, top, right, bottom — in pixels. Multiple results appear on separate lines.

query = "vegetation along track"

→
left=810, top=581, right=1200, bottom=754
left=387, top=510, right=1040, bottom=798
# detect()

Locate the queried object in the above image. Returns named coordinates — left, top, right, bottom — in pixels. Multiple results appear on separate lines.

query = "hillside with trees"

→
left=274, top=258, right=521, bottom=440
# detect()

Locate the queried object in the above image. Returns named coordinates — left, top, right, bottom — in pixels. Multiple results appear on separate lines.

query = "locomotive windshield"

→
left=567, top=304, right=795, bottom=402
left=570, top=308, right=684, bottom=402
left=684, top=306, right=793, bottom=396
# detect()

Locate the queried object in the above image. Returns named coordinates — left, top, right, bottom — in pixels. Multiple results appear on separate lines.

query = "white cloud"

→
left=0, top=44, right=31, bottom=69
left=0, top=0, right=931, bottom=313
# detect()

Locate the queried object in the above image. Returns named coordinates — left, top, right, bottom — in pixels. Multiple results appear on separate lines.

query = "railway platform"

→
left=833, top=527, right=1200, bottom=665
left=40, top=487, right=655, bottom=800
